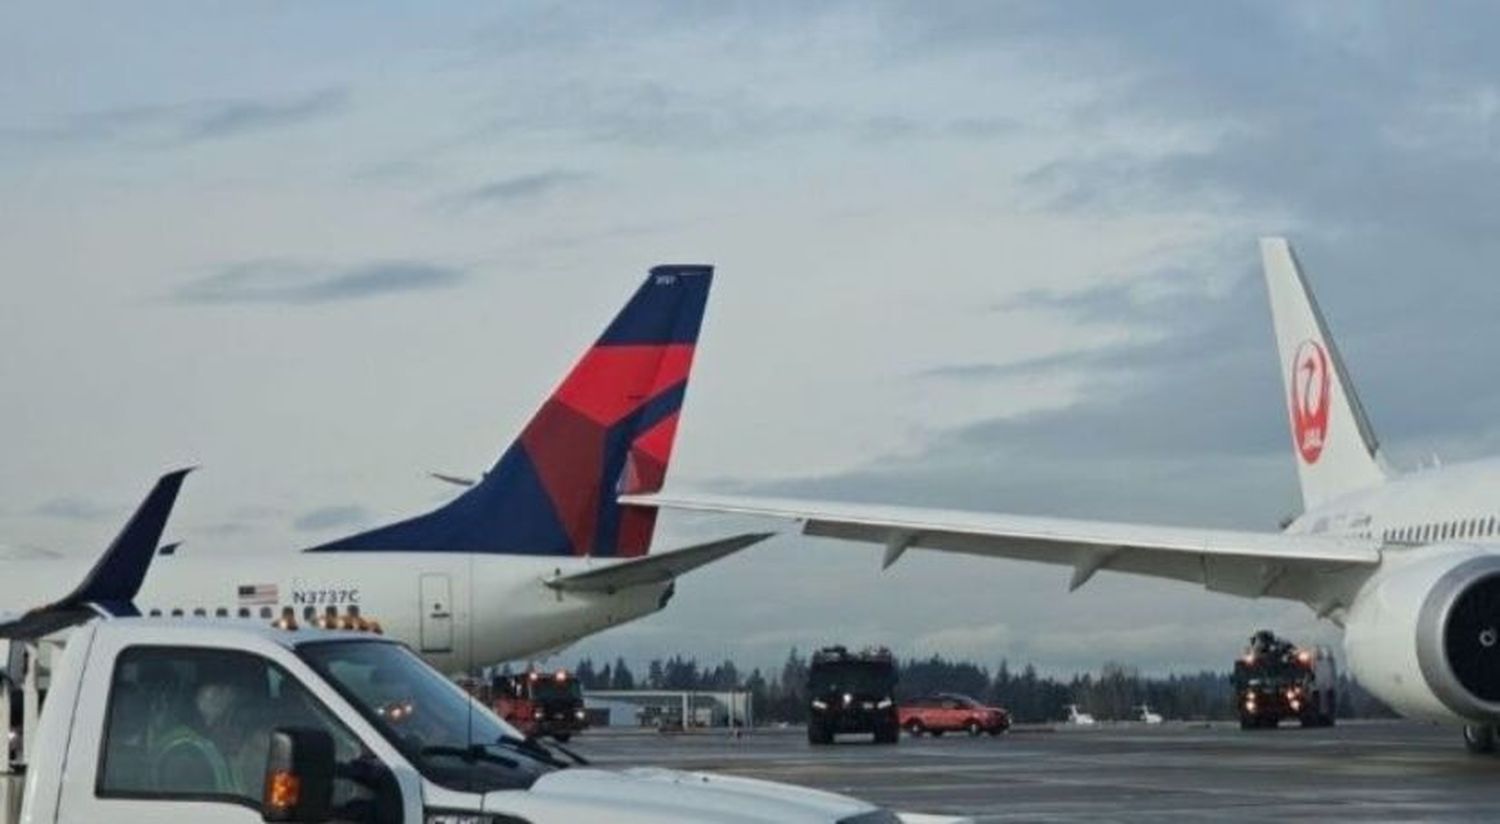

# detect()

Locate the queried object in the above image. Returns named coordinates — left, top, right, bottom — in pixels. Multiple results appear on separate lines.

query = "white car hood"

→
left=486, top=766, right=970, bottom=823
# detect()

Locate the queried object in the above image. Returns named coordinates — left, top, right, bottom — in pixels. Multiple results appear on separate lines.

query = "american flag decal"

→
left=237, top=584, right=279, bottom=605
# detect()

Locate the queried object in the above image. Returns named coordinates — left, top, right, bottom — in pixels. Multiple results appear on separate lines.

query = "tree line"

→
left=561, top=650, right=1397, bottom=724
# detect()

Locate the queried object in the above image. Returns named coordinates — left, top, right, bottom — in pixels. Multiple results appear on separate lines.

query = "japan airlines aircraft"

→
left=628, top=239, right=1500, bottom=752
left=2, top=266, right=769, bottom=674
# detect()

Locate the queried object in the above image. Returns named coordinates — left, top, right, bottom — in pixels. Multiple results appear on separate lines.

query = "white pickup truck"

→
left=2, top=619, right=966, bottom=824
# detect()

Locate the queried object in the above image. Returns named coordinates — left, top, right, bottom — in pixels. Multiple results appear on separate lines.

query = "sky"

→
left=6, top=1, right=1500, bottom=676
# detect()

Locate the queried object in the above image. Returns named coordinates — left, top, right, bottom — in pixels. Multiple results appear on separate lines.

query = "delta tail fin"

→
left=1260, top=238, right=1387, bottom=510
left=307, top=265, right=713, bottom=558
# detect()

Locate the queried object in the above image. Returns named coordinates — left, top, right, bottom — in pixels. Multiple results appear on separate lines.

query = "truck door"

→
left=420, top=573, right=454, bottom=653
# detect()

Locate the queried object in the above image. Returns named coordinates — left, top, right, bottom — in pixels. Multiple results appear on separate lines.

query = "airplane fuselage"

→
left=1290, top=456, right=1500, bottom=546
left=0, top=552, right=671, bottom=673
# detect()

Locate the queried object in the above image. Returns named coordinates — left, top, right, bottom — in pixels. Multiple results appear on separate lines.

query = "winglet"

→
left=0, top=468, right=192, bottom=638
left=66, top=468, right=194, bottom=614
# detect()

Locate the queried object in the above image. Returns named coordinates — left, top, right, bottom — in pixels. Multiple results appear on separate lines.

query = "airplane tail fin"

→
left=1260, top=238, right=1388, bottom=510
left=308, top=265, right=713, bottom=558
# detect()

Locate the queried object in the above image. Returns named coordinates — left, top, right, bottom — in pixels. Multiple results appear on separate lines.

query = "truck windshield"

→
left=299, top=640, right=557, bottom=794
left=809, top=662, right=895, bottom=695
left=532, top=679, right=581, bottom=702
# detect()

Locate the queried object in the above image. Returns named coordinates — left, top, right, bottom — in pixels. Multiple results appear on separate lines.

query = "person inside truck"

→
left=153, top=665, right=262, bottom=795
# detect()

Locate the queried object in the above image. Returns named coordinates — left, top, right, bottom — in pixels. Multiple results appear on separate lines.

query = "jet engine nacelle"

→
left=1344, top=546, right=1500, bottom=723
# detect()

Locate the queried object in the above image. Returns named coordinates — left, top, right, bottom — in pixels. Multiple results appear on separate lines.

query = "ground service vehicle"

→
left=898, top=694, right=1010, bottom=737
left=1233, top=630, right=1337, bottom=729
left=5, top=620, right=972, bottom=823
left=807, top=647, right=899, bottom=745
left=0, top=471, right=968, bottom=823
left=492, top=670, right=587, bottom=742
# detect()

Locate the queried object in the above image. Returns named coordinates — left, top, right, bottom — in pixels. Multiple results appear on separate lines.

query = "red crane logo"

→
left=1290, top=340, right=1331, bottom=465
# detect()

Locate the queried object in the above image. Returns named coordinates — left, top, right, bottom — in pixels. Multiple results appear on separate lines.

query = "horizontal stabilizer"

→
left=0, top=468, right=192, bottom=640
left=545, top=532, right=773, bottom=593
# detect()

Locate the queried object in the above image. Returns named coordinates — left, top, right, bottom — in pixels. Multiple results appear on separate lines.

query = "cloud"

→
left=292, top=505, right=372, bottom=532
left=485, top=80, right=1018, bottom=151
left=31, top=497, right=114, bottom=522
left=173, top=260, right=467, bottom=305
left=8, top=87, right=350, bottom=146
left=182, top=88, right=350, bottom=141
left=445, top=169, right=591, bottom=209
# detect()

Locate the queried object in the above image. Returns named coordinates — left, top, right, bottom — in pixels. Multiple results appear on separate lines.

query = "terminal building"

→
left=584, top=689, right=754, bottom=729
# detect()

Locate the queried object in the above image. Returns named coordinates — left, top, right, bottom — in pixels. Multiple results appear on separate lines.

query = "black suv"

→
left=806, top=646, right=899, bottom=745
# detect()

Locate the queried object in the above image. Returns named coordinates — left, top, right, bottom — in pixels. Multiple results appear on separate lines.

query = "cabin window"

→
left=237, top=608, right=250, bottom=619
left=214, top=608, right=228, bottom=618
left=170, top=609, right=183, bottom=617
left=192, top=608, right=206, bottom=618
left=260, top=606, right=273, bottom=619
left=148, top=609, right=161, bottom=617
left=303, top=606, right=316, bottom=622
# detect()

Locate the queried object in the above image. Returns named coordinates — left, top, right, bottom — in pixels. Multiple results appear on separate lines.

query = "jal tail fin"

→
left=308, top=265, right=713, bottom=558
left=1260, top=238, right=1388, bottom=510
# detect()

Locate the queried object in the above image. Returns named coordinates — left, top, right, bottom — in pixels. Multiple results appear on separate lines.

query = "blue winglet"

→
left=0, top=468, right=192, bottom=639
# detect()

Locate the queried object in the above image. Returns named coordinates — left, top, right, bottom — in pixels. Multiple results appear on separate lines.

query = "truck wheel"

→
left=1464, top=724, right=1496, bottom=754
left=930, top=729, right=945, bottom=737
left=874, top=724, right=899, bottom=745
left=1239, top=717, right=1254, bottom=731
left=553, top=733, right=572, bottom=743
left=967, top=720, right=983, bottom=737
left=808, top=723, right=832, bottom=746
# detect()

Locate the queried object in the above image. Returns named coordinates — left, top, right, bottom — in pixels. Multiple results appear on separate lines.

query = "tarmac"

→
left=569, top=721, right=1500, bottom=822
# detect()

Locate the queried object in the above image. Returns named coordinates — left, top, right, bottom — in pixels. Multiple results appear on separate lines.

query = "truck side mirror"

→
left=262, top=727, right=335, bottom=823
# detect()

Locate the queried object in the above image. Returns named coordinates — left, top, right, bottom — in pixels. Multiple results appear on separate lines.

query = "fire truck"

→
left=1232, top=629, right=1338, bottom=729
left=492, top=670, right=589, bottom=742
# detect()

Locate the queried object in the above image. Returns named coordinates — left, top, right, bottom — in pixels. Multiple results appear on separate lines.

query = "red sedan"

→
left=899, top=693, right=1011, bottom=737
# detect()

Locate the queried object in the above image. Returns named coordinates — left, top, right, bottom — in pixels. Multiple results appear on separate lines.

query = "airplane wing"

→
left=545, top=532, right=774, bottom=594
left=0, top=468, right=193, bottom=640
left=619, top=494, right=1381, bottom=608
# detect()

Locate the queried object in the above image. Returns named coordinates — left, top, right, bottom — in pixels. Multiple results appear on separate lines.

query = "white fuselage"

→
left=0, top=552, right=670, bottom=673
left=1277, top=457, right=1500, bottom=722
left=1281, top=456, right=1500, bottom=613
left=1288, top=457, right=1500, bottom=547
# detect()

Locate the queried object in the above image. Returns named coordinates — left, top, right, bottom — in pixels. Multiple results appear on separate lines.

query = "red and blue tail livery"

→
left=307, top=265, right=713, bottom=558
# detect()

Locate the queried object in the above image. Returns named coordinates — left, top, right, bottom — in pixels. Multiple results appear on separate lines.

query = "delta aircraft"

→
left=0, top=266, right=769, bottom=674
left=629, top=239, right=1500, bottom=752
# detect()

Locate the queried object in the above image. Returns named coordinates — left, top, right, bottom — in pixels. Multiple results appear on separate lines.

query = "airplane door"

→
left=419, top=573, right=454, bottom=653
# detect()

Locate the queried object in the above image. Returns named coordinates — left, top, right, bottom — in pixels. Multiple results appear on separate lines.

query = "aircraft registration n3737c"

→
left=0, top=265, right=769, bottom=674
left=628, top=238, right=1500, bottom=753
